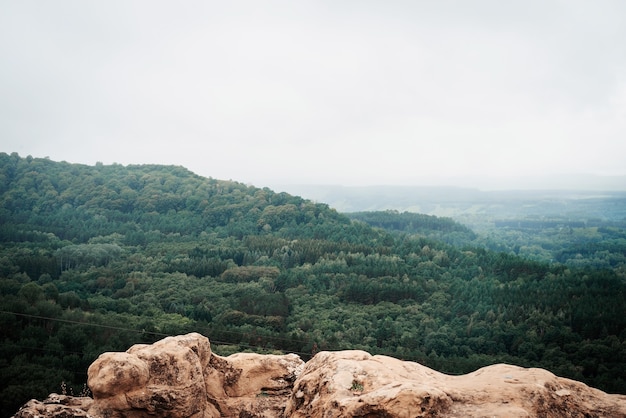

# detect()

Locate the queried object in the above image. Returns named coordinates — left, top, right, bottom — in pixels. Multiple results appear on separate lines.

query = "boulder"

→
left=285, top=350, right=626, bottom=417
left=87, top=332, right=304, bottom=417
left=87, top=333, right=215, bottom=418
left=12, top=394, right=93, bottom=418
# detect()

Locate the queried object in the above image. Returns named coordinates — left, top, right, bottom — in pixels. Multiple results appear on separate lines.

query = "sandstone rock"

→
left=12, top=334, right=626, bottom=417
left=87, top=332, right=304, bottom=418
left=218, top=352, right=305, bottom=417
left=285, top=350, right=453, bottom=417
left=12, top=394, right=93, bottom=418
left=87, top=333, right=215, bottom=418
left=285, top=350, right=626, bottom=417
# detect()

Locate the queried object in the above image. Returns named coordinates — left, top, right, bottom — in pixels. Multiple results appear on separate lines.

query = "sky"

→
left=1, top=0, right=625, bottom=190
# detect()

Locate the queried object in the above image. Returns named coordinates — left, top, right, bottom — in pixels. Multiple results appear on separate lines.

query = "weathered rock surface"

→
left=285, top=350, right=626, bottom=417
left=85, top=332, right=303, bottom=418
left=12, top=394, right=93, bottom=418
left=12, top=334, right=626, bottom=417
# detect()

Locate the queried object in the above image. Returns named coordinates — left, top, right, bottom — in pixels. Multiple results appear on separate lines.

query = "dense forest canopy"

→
left=1, top=152, right=625, bottom=416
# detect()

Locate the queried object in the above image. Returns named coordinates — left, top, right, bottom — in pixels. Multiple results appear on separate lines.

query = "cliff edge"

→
left=12, top=333, right=626, bottom=417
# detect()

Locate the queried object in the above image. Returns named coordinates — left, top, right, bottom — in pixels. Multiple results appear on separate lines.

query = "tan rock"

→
left=86, top=332, right=304, bottom=418
left=225, top=352, right=305, bottom=397
left=447, top=363, right=626, bottom=417
left=13, top=335, right=626, bottom=417
left=87, top=333, right=217, bottom=418
left=12, top=394, right=93, bottom=418
left=285, top=350, right=626, bottom=418
left=285, top=350, right=452, bottom=417
left=218, top=352, right=305, bottom=417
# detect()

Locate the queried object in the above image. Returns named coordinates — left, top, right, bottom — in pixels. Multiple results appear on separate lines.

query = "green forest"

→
left=1, top=152, right=625, bottom=416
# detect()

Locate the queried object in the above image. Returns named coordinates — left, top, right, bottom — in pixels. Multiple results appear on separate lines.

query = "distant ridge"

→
left=272, top=172, right=626, bottom=204
left=271, top=183, right=626, bottom=216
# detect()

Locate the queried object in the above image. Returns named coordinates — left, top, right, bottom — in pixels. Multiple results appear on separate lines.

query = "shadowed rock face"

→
left=12, top=333, right=626, bottom=418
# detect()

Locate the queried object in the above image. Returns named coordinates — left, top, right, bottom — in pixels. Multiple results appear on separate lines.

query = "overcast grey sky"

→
left=1, top=1, right=625, bottom=190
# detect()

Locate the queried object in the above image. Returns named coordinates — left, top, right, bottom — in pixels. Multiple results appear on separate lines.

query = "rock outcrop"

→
left=11, top=394, right=93, bottom=418
left=285, top=350, right=626, bottom=417
left=85, top=333, right=303, bottom=418
left=12, top=333, right=626, bottom=417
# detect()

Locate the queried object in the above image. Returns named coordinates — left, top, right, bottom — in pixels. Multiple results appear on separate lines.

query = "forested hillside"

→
left=1, top=153, right=625, bottom=416
left=346, top=210, right=478, bottom=247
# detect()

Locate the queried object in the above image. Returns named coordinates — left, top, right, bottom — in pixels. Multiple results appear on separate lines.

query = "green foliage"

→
left=347, top=210, right=477, bottom=246
left=350, top=380, right=364, bottom=391
left=1, top=152, right=625, bottom=415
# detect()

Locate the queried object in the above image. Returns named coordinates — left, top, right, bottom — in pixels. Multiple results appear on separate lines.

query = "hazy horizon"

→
left=2, top=1, right=625, bottom=190
left=4, top=151, right=626, bottom=192
left=268, top=173, right=626, bottom=193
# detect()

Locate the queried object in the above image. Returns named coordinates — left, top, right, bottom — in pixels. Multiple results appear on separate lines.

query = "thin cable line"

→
left=1, top=310, right=170, bottom=338
left=0, top=310, right=317, bottom=357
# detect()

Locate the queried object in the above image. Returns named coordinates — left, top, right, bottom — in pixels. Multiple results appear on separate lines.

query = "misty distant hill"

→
left=273, top=184, right=626, bottom=221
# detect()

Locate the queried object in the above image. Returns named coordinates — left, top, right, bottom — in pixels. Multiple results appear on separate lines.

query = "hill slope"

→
left=1, top=153, right=625, bottom=415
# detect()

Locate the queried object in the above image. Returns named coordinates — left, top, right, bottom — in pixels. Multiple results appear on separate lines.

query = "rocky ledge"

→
left=12, top=333, right=626, bottom=417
